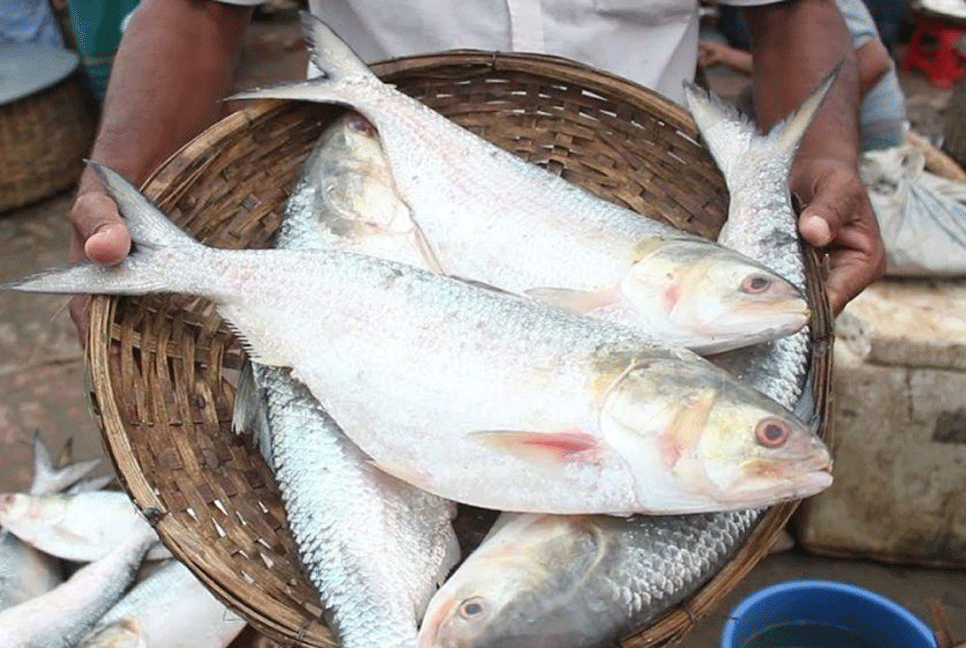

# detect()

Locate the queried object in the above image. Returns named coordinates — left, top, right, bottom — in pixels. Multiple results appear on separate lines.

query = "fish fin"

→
left=3, top=162, right=205, bottom=297
left=681, top=81, right=756, bottom=182
left=471, top=430, right=601, bottom=464
left=231, top=358, right=275, bottom=467
left=230, top=12, right=377, bottom=104
left=449, top=276, right=519, bottom=297
left=525, top=287, right=618, bottom=314
left=413, top=223, right=446, bottom=275
left=657, top=389, right=717, bottom=469
left=29, top=432, right=102, bottom=496
left=766, top=62, right=841, bottom=159
left=87, top=162, right=196, bottom=250
left=65, top=474, right=115, bottom=495
left=299, top=11, right=376, bottom=83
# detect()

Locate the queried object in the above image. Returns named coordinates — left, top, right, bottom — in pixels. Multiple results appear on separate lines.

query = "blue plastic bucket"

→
left=721, top=580, right=937, bottom=648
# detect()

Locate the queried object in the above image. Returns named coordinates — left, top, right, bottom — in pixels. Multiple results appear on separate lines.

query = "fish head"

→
left=598, top=358, right=832, bottom=512
left=624, top=238, right=809, bottom=352
left=418, top=514, right=610, bottom=648
left=0, top=492, right=67, bottom=528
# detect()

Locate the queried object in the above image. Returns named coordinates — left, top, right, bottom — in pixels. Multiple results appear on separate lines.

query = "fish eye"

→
left=459, top=597, right=488, bottom=620
left=756, top=417, right=791, bottom=448
left=741, top=274, right=772, bottom=294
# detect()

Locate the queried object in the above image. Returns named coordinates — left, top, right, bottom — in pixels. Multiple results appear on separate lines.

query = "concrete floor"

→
left=1, top=12, right=963, bottom=647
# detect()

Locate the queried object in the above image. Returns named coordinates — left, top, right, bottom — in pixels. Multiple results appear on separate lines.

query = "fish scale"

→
left=6, top=161, right=831, bottom=517
left=232, top=114, right=460, bottom=648
left=229, top=12, right=814, bottom=355
left=416, top=69, right=839, bottom=648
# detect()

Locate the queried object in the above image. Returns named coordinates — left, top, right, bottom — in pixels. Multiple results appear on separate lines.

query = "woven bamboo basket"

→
left=85, top=51, right=834, bottom=647
left=0, top=70, right=95, bottom=212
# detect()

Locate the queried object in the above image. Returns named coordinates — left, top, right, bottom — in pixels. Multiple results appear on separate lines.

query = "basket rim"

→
left=87, top=50, right=834, bottom=648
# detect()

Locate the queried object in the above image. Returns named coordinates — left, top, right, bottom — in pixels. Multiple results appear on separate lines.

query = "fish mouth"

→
left=417, top=595, right=457, bottom=648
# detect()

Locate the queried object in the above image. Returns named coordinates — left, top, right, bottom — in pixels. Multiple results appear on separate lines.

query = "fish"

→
left=684, top=65, right=839, bottom=410
left=228, top=12, right=812, bottom=355
left=417, top=71, right=840, bottom=648
left=417, top=511, right=759, bottom=648
left=0, top=520, right=158, bottom=648
left=0, top=490, right=171, bottom=562
left=76, top=620, right=147, bottom=648
left=0, top=433, right=101, bottom=611
left=80, top=561, right=246, bottom=648
left=4, top=161, right=832, bottom=516
left=232, top=112, right=460, bottom=648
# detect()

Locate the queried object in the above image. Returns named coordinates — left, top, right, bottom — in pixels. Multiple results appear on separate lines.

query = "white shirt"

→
left=221, top=0, right=777, bottom=103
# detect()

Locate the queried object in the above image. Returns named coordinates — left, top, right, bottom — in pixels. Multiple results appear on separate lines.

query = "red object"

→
left=902, top=20, right=966, bottom=88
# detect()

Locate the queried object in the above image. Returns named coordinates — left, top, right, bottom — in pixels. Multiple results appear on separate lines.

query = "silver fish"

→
left=233, top=113, right=460, bottom=648
left=0, top=521, right=157, bottom=648
left=230, top=13, right=811, bottom=355
left=0, top=490, right=171, bottom=562
left=5, top=162, right=832, bottom=516
left=76, top=620, right=147, bottom=648
left=82, top=561, right=246, bottom=648
left=418, top=511, right=759, bottom=648
left=417, top=70, right=840, bottom=648
left=0, top=433, right=101, bottom=611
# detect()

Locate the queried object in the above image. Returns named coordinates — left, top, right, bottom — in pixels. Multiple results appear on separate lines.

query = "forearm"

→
left=745, top=0, right=860, bottom=176
left=78, top=0, right=252, bottom=196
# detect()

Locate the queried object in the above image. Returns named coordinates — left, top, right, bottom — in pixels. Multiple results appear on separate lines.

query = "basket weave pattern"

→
left=86, top=52, right=833, bottom=647
left=0, top=72, right=95, bottom=212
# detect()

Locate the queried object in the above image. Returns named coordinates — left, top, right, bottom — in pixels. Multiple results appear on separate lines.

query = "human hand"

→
left=67, top=188, right=132, bottom=344
left=698, top=41, right=753, bottom=73
left=791, top=157, right=885, bottom=314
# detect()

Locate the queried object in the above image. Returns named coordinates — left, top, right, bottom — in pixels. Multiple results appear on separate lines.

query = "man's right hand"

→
left=68, top=189, right=132, bottom=343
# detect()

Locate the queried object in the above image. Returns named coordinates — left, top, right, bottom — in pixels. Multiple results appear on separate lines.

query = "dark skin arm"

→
left=68, top=0, right=252, bottom=340
left=745, top=0, right=886, bottom=313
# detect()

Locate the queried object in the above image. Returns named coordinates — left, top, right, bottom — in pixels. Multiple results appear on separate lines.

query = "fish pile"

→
left=0, top=434, right=247, bottom=647
left=2, top=12, right=839, bottom=648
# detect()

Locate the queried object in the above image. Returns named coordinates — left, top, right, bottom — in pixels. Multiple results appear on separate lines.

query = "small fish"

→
left=230, top=13, right=811, bottom=355
left=81, top=561, right=246, bottom=648
left=0, top=433, right=101, bottom=611
left=4, top=162, right=832, bottom=515
left=418, top=71, right=842, bottom=648
left=0, top=523, right=158, bottom=648
left=0, top=490, right=170, bottom=562
left=233, top=112, right=460, bottom=647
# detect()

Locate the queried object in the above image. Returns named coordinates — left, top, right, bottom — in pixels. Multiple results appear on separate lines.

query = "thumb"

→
left=69, top=192, right=131, bottom=265
left=794, top=168, right=863, bottom=249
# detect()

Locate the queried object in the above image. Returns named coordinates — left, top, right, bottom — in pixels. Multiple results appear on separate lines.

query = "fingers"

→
left=795, top=165, right=886, bottom=313
left=69, top=295, right=91, bottom=346
left=69, top=192, right=131, bottom=265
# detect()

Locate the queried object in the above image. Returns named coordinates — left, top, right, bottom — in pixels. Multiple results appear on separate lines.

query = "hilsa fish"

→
left=80, top=561, right=246, bottom=648
left=0, top=433, right=101, bottom=612
left=4, top=162, right=832, bottom=516
left=231, top=12, right=812, bottom=355
left=0, top=490, right=171, bottom=562
left=232, top=110, right=460, bottom=648
left=0, top=521, right=159, bottom=648
left=417, top=68, right=841, bottom=648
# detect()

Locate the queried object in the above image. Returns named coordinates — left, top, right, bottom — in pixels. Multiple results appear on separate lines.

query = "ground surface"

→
left=1, top=11, right=963, bottom=647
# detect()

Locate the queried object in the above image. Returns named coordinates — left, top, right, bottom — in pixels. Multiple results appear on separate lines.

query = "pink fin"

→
left=472, top=430, right=600, bottom=463
left=525, top=287, right=619, bottom=314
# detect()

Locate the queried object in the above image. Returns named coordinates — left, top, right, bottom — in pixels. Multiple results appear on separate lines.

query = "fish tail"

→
left=767, top=61, right=841, bottom=159
left=681, top=81, right=756, bottom=182
left=3, top=162, right=208, bottom=298
left=29, top=432, right=102, bottom=496
left=229, top=11, right=378, bottom=104
left=683, top=60, right=840, bottom=181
